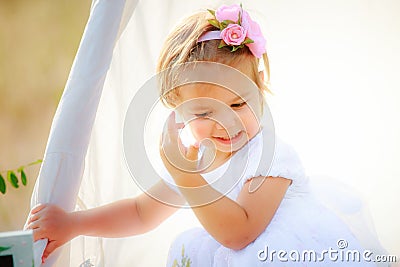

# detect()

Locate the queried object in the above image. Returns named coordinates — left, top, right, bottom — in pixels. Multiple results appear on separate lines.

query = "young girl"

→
left=26, top=4, right=386, bottom=266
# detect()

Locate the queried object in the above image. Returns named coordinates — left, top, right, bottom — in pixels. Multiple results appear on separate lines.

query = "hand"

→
left=160, top=112, right=199, bottom=180
left=25, top=204, right=77, bottom=262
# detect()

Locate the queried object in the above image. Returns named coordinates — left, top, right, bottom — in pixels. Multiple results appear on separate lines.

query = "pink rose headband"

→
left=197, top=4, right=267, bottom=58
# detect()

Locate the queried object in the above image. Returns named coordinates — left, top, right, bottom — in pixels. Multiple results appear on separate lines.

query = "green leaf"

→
left=231, top=45, right=240, bottom=52
left=223, top=20, right=236, bottom=24
left=21, top=170, right=27, bottom=186
left=242, top=37, right=254, bottom=45
left=231, top=44, right=245, bottom=52
left=220, top=22, right=227, bottom=30
left=220, top=20, right=236, bottom=30
left=28, top=159, right=43, bottom=166
left=7, top=171, right=19, bottom=189
left=218, top=40, right=228, bottom=48
left=207, top=9, right=215, bottom=17
left=0, top=246, right=12, bottom=253
left=208, top=19, right=221, bottom=29
left=17, top=167, right=27, bottom=186
left=0, top=174, right=5, bottom=194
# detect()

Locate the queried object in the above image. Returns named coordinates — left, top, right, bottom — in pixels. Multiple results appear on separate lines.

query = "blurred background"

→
left=0, top=0, right=91, bottom=230
left=0, top=0, right=399, bottom=261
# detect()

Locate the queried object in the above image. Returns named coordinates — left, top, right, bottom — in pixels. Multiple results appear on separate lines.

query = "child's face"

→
left=176, top=82, right=263, bottom=154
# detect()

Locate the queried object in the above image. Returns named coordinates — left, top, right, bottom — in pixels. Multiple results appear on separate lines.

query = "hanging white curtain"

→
left=28, top=0, right=397, bottom=266
left=28, top=0, right=137, bottom=266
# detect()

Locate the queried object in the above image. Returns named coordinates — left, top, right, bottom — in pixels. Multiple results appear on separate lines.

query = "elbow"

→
left=220, top=222, right=270, bottom=250
left=219, top=214, right=273, bottom=250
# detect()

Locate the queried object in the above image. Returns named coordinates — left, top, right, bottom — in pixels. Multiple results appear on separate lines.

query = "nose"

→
left=215, top=113, right=238, bottom=130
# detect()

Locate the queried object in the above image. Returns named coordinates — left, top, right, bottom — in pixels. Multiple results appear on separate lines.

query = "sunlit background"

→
left=1, top=0, right=399, bottom=259
left=263, top=0, right=400, bottom=255
left=0, top=0, right=91, bottom=229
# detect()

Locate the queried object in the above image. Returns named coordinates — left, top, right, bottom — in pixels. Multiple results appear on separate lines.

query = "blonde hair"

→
left=156, top=11, right=271, bottom=107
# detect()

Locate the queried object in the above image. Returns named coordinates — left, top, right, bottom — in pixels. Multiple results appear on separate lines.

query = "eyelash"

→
left=194, top=102, right=246, bottom=117
left=231, top=102, right=246, bottom=108
left=194, top=112, right=211, bottom=118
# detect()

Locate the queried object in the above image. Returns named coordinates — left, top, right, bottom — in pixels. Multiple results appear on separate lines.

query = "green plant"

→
left=0, top=246, right=12, bottom=254
left=0, top=159, right=42, bottom=194
left=172, top=245, right=191, bottom=267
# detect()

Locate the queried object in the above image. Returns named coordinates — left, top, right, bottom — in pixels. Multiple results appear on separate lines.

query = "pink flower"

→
left=241, top=12, right=266, bottom=58
left=220, top=24, right=247, bottom=46
left=203, top=4, right=267, bottom=58
left=215, top=4, right=242, bottom=23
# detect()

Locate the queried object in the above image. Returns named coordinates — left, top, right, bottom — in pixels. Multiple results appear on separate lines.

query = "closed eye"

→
left=194, top=112, right=211, bottom=118
left=231, top=102, right=246, bottom=108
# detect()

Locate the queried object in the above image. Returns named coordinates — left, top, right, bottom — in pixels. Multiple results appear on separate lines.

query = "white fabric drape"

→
left=29, top=0, right=135, bottom=266
left=28, top=0, right=396, bottom=266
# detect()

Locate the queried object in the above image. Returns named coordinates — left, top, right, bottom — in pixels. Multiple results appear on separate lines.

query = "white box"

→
left=0, top=230, right=34, bottom=267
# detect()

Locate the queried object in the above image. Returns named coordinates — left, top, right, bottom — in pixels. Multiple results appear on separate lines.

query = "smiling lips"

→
left=213, top=130, right=244, bottom=144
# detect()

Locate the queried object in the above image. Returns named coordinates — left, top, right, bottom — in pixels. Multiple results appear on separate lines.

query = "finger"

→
left=177, top=136, right=187, bottom=156
left=27, top=212, right=41, bottom=225
left=27, top=206, right=50, bottom=225
left=166, top=111, right=184, bottom=133
left=31, top=203, right=47, bottom=214
left=167, top=111, right=176, bottom=131
left=32, top=227, right=45, bottom=242
left=26, top=220, right=40, bottom=230
left=42, top=241, right=59, bottom=263
left=194, top=141, right=200, bottom=148
left=162, top=112, right=185, bottom=147
left=186, top=145, right=199, bottom=161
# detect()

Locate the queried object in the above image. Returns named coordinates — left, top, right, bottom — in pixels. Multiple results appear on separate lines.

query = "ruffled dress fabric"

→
left=161, top=130, right=386, bottom=267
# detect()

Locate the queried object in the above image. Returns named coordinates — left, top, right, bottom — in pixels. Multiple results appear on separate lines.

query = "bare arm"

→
left=175, top=174, right=291, bottom=250
left=74, top=180, right=185, bottom=237
left=160, top=112, right=291, bottom=250
left=26, top=180, right=184, bottom=260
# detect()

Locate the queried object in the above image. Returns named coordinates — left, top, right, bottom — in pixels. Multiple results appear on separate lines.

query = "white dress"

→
left=161, top=129, right=386, bottom=267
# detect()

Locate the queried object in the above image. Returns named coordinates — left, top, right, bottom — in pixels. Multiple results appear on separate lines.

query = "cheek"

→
left=239, top=106, right=261, bottom=136
left=188, top=119, right=213, bottom=140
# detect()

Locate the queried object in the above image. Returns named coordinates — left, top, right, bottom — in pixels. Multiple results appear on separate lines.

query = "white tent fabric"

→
left=28, top=1, right=137, bottom=266
left=28, top=0, right=394, bottom=266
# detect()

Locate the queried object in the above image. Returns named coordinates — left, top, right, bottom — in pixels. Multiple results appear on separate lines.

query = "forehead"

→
left=179, top=83, right=237, bottom=101
left=178, top=81, right=259, bottom=103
